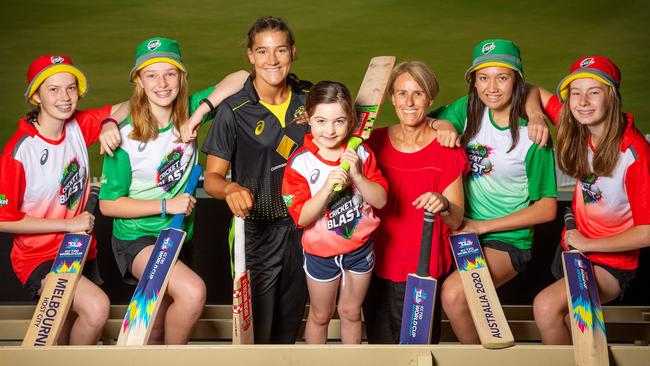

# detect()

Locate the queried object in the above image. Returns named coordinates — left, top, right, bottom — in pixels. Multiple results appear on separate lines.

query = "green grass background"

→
left=1, top=0, right=648, bottom=175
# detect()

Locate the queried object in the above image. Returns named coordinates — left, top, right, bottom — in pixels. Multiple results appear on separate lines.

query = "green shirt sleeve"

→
left=435, top=95, right=468, bottom=134
left=189, top=86, right=217, bottom=125
left=99, top=147, right=132, bottom=201
left=525, top=143, right=558, bottom=201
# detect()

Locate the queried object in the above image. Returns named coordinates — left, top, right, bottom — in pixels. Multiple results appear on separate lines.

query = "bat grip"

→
left=84, top=185, right=100, bottom=213
left=563, top=208, right=577, bottom=250
left=333, top=136, right=363, bottom=192
left=169, top=165, right=203, bottom=230
left=415, top=211, right=435, bottom=277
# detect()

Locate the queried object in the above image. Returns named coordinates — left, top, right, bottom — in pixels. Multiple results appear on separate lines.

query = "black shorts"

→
left=551, top=244, right=636, bottom=300
left=112, top=235, right=194, bottom=285
left=24, top=259, right=103, bottom=300
left=482, top=240, right=532, bottom=273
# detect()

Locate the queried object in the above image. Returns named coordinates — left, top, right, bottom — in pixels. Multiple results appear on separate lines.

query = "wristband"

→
left=100, top=117, right=118, bottom=127
left=200, top=98, right=216, bottom=113
left=161, top=199, right=166, bottom=218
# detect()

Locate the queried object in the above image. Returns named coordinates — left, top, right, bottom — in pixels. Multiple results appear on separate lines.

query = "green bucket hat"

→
left=464, top=39, right=523, bottom=82
left=129, top=37, right=187, bottom=82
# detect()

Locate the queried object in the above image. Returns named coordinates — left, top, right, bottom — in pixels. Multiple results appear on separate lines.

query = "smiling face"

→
left=308, top=102, right=352, bottom=153
left=473, top=66, right=515, bottom=113
left=568, top=77, right=610, bottom=128
left=391, top=72, right=433, bottom=127
left=247, top=30, right=295, bottom=89
left=136, top=62, right=181, bottom=110
left=32, top=72, right=79, bottom=123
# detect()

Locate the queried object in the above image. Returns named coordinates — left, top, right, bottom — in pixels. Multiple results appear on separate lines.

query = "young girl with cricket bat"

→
left=281, top=81, right=388, bottom=344
left=532, top=56, right=650, bottom=344
left=0, top=55, right=127, bottom=345
left=98, top=37, right=246, bottom=344
left=435, top=39, right=558, bottom=344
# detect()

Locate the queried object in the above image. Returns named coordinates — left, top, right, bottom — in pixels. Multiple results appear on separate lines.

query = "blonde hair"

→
left=388, top=61, right=440, bottom=101
left=556, top=85, right=626, bottom=180
left=129, top=69, right=189, bottom=142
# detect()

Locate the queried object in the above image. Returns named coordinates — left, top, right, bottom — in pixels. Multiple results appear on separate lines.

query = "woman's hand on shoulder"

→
left=429, top=119, right=460, bottom=148
left=527, top=112, right=550, bottom=147
left=99, top=121, right=121, bottom=157
left=166, top=193, right=197, bottom=216
left=180, top=112, right=203, bottom=143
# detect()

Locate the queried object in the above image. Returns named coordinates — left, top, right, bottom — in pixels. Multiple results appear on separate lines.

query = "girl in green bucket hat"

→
left=434, top=39, right=558, bottom=346
left=98, top=37, right=247, bottom=345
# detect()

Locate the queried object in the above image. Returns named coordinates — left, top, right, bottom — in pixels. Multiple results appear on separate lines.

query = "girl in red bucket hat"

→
left=0, top=54, right=128, bottom=345
left=533, top=56, right=650, bottom=345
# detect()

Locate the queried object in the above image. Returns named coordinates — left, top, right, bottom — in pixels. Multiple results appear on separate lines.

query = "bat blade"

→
left=449, top=233, right=514, bottom=349
left=232, top=216, right=254, bottom=344
left=117, top=166, right=202, bottom=346
left=400, top=211, right=437, bottom=344
left=22, top=185, right=100, bottom=347
left=333, top=56, right=395, bottom=191
left=562, top=208, right=609, bottom=366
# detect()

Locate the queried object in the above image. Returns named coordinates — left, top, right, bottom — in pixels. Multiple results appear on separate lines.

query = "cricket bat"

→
left=562, top=208, right=608, bottom=366
left=333, top=55, right=395, bottom=191
left=117, top=165, right=203, bottom=345
left=449, top=233, right=514, bottom=349
left=232, top=216, right=253, bottom=344
left=22, top=185, right=100, bottom=346
left=399, top=211, right=437, bottom=344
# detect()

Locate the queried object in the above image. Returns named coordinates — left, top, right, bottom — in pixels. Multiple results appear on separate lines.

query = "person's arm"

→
left=429, top=119, right=460, bottom=148
left=459, top=196, right=556, bottom=234
left=341, top=149, right=387, bottom=209
left=565, top=224, right=650, bottom=252
left=180, top=70, right=249, bottom=143
left=524, top=83, right=549, bottom=147
left=98, top=101, right=130, bottom=156
left=296, top=168, right=348, bottom=227
left=0, top=214, right=94, bottom=234
left=204, top=154, right=253, bottom=218
left=100, top=195, right=195, bottom=219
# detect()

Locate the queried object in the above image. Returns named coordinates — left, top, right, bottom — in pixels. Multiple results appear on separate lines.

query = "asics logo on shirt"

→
left=467, top=143, right=494, bottom=179
left=255, top=120, right=265, bottom=135
left=310, top=169, right=320, bottom=184
left=40, top=149, right=49, bottom=165
left=138, top=142, right=147, bottom=152
left=581, top=175, right=603, bottom=204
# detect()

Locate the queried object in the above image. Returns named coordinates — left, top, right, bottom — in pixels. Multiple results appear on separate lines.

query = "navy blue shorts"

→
left=303, top=240, right=374, bottom=282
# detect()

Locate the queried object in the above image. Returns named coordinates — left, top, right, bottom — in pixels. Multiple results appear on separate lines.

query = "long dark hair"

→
left=463, top=70, right=526, bottom=152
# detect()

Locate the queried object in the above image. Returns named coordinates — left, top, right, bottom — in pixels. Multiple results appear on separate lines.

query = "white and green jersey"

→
left=100, top=87, right=215, bottom=240
left=438, top=96, right=557, bottom=249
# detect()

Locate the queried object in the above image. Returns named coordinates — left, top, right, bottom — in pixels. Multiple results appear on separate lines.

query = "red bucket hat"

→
left=556, top=56, right=621, bottom=101
left=25, top=55, right=88, bottom=105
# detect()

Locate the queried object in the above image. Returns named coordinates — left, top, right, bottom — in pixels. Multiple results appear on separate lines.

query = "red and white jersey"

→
left=546, top=96, right=650, bottom=270
left=0, top=106, right=110, bottom=284
left=282, top=134, right=388, bottom=257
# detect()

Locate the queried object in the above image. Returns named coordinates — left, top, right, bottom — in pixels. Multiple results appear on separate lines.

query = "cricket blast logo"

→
left=580, top=175, right=602, bottom=204
left=326, top=189, right=362, bottom=239
left=156, top=146, right=188, bottom=192
left=59, top=158, right=85, bottom=209
left=466, top=144, right=493, bottom=179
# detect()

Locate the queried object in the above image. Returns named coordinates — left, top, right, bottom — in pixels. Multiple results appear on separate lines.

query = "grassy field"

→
left=1, top=0, right=649, bottom=175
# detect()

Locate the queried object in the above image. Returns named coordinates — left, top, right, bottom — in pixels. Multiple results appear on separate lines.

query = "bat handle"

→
left=415, top=211, right=435, bottom=277
left=563, top=208, right=577, bottom=250
left=169, top=165, right=203, bottom=229
left=84, top=184, right=100, bottom=213
left=333, top=136, right=363, bottom=192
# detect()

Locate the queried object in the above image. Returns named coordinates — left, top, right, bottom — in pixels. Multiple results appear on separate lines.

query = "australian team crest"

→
left=466, top=143, right=494, bottom=178
left=59, top=157, right=85, bottom=209
left=325, top=189, right=362, bottom=239
left=581, top=175, right=602, bottom=204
